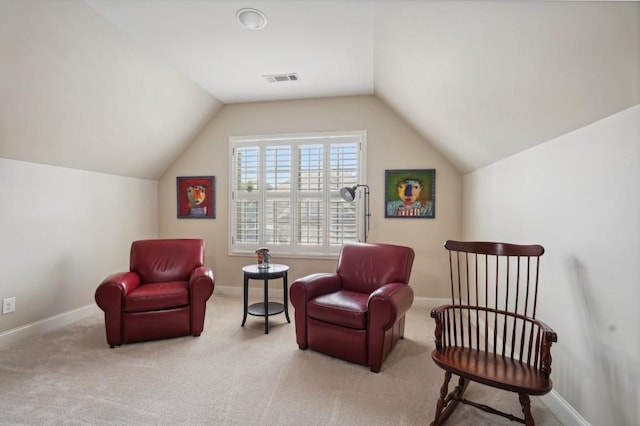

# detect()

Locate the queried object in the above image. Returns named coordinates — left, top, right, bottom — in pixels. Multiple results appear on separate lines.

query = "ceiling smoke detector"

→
left=236, top=8, right=267, bottom=30
left=263, top=73, right=300, bottom=83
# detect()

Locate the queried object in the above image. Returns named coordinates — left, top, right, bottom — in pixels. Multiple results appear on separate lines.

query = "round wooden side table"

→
left=241, top=263, right=291, bottom=334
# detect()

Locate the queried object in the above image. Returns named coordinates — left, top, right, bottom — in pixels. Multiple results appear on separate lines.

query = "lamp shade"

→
left=339, top=186, right=356, bottom=202
left=339, top=184, right=370, bottom=242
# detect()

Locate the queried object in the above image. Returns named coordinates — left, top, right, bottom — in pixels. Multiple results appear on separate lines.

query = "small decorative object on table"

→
left=255, top=247, right=271, bottom=269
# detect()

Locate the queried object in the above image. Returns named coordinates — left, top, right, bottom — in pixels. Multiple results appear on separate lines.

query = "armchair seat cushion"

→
left=124, top=281, right=189, bottom=313
left=308, top=290, right=369, bottom=329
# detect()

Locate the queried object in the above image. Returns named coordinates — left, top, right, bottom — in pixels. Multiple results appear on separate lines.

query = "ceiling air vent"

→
left=263, top=73, right=300, bottom=83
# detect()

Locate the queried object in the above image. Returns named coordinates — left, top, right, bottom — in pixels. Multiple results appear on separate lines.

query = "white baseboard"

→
left=0, top=289, right=246, bottom=352
left=215, top=284, right=285, bottom=301
left=0, top=304, right=99, bottom=351
left=542, top=391, right=590, bottom=426
left=412, top=295, right=448, bottom=309
left=214, top=285, right=244, bottom=298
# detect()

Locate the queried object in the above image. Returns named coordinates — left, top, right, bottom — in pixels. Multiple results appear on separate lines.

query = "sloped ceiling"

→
left=375, top=1, right=640, bottom=171
left=1, top=1, right=639, bottom=178
left=0, top=0, right=222, bottom=179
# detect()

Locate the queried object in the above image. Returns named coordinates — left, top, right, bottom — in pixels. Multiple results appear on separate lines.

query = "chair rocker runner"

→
left=430, top=240, right=557, bottom=426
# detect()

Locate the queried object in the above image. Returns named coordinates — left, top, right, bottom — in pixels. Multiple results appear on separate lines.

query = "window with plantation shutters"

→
left=230, top=131, right=366, bottom=257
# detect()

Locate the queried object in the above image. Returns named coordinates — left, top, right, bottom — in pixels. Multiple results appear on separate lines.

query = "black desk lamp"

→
left=339, top=184, right=370, bottom=242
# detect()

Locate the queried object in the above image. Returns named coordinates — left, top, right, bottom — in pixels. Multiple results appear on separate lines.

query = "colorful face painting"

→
left=177, top=176, right=216, bottom=218
left=385, top=170, right=435, bottom=219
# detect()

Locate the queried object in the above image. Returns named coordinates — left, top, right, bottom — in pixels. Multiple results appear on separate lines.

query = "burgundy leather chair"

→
left=290, top=242, right=415, bottom=372
left=95, top=239, right=214, bottom=347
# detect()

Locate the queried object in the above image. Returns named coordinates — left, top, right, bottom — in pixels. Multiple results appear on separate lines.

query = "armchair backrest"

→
left=336, top=242, right=415, bottom=294
left=130, top=239, right=205, bottom=283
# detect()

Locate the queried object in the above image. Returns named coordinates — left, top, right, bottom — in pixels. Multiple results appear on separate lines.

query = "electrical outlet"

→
left=2, top=297, right=16, bottom=315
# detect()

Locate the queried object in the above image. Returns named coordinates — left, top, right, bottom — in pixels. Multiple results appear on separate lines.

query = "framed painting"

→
left=176, top=176, right=215, bottom=219
left=384, top=169, right=435, bottom=219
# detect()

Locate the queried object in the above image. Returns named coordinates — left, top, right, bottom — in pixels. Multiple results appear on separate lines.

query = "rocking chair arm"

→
left=534, top=318, right=557, bottom=378
left=536, top=318, right=558, bottom=343
left=430, top=304, right=450, bottom=318
left=432, top=304, right=557, bottom=338
left=430, top=304, right=557, bottom=375
left=430, top=304, right=452, bottom=351
left=368, top=283, right=414, bottom=330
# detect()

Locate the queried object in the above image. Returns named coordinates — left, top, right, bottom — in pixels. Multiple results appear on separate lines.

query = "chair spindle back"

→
left=444, top=240, right=545, bottom=368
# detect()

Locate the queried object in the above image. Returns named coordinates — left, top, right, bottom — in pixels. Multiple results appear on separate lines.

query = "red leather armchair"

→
left=95, top=239, right=214, bottom=347
left=290, top=242, right=415, bottom=372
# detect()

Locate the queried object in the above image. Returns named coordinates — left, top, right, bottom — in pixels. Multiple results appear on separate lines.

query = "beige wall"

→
left=463, top=104, right=640, bottom=425
left=159, top=95, right=462, bottom=297
left=0, top=158, right=158, bottom=335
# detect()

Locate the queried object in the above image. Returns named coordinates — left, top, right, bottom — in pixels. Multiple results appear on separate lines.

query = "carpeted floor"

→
left=0, top=292, right=562, bottom=425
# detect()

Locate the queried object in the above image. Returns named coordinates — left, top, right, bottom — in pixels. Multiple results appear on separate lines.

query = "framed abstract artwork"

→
left=176, top=176, right=215, bottom=219
left=384, top=169, right=435, bottom=219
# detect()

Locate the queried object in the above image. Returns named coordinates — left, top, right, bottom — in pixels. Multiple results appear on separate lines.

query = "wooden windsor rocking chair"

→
left=430, top=241, right=557, bottom=426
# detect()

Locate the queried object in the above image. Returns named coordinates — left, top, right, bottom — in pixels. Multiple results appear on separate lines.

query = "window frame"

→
left=229, top=130, right=367, bottom=259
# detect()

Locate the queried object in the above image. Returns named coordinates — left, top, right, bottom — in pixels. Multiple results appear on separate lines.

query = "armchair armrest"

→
left=189, top=266, right=215, bottom=336
left=290, top=273, right=342, bottom=307
left=289, top=273, right=342, bottom=350
left=94, top=271, right=140, bottom=347
left=191, top=265, right=213, bottom=281
left=95, top=271, right=140, bottom=310
left=189, top=266, right=215, bottom=301
left=367, top=283, right=414, bottom=373
left=368, top=283, right=414, bottom=330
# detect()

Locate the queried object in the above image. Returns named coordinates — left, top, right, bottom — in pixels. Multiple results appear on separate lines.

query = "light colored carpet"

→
left=0, top=293, right=562, bottom=425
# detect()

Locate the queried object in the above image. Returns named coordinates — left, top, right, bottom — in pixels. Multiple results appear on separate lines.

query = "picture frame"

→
left=176, top=176, right=216, bottom=219
left=384, top=169, right=435, bottom=219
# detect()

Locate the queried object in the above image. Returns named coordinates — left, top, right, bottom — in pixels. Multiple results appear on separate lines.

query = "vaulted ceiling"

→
left=1, top=1, right=639, bottom=178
